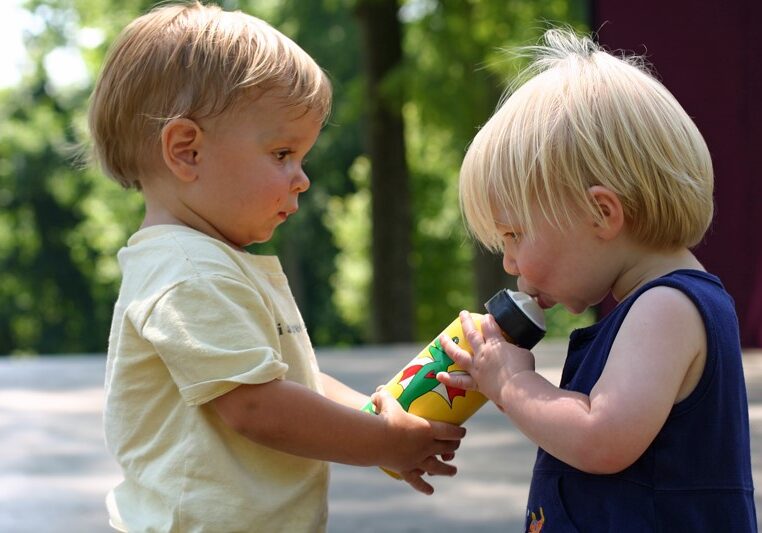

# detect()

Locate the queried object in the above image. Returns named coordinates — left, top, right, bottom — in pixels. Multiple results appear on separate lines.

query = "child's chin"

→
left=536, top=295, right=555, bottom=310
left=249, top=234, right=272, bottom=245
left=566, top=304, right=590, bottom=315
left=247, top=227, right=277, bottom=244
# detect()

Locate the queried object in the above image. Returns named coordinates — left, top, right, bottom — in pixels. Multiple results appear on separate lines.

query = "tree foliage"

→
left=335, top=0, right=594, bottom=338
left=0, top=0, right=147, bottom=354
left=0, top=0, right=593, bottom=355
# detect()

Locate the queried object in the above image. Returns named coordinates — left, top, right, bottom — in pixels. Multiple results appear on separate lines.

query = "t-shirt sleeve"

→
left=140, top=274, right=289, bottom=406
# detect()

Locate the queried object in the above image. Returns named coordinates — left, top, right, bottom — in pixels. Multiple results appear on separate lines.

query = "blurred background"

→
left=0, top=0, right=759, bottom=356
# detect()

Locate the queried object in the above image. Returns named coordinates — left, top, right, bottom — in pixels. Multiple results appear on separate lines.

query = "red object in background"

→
left=592, top=0, right=762, bottom=347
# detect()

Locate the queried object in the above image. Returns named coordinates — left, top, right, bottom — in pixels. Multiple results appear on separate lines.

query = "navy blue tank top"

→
left=525, top=270, right=757, bottom=532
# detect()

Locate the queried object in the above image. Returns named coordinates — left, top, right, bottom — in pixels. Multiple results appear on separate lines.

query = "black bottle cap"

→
left=484, top=289, right=546, bottom=349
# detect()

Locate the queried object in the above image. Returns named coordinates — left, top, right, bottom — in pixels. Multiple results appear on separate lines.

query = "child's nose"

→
left=502, top=252, right=519, bottom=276
left=293, top=169, right=310, bottom=193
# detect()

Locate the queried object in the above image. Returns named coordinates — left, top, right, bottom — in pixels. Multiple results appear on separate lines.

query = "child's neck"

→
left=139, top=187, right=244, bottom=251
left=612, top=247, right=704, bottom=302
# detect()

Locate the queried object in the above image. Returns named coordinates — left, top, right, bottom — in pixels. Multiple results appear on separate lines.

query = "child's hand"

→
left=436, top=311, right=535, bottom=403
left=371, top=389, right=465, bottom=494
left=398, top=467, right=438, bottom=494
left=397, top=450, right=458, bottom=494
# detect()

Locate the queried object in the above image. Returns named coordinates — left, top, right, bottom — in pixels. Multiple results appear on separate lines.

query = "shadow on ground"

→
left=1, top=344, right=760, bottom=532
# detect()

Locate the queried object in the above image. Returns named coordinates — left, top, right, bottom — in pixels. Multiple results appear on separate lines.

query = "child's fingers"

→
left=401, top=470, right=434, bottom=495
left=459, top=310, right=484, bottom=348
left=429, top=419, right=466, bottom=442
left=438, top=333, right=472, bottom=366
left=371, top=388, right=399, bottom=414
left=435, top=370, right=477, bottom=392
left=481, top=313, right=504, bottom=339
left=418, top=455, right=458, bottom=477
left=432, top=438, right=461, bottom=459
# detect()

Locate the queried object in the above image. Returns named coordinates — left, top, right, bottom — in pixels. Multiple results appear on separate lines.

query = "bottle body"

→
left=360, top=314, right=489, bottom=424
left=360, top=289, right=546, bottom=479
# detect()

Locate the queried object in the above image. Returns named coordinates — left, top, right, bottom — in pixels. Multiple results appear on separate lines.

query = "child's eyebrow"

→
left=494, top=220, right=517, bottom=230
left=262, top=130, right=312, bottom=145
left=278, top=135, right=308, bottom=144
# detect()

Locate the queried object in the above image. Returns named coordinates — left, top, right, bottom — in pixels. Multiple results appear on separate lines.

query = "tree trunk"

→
left=464, top=45, right=515, bottom=310
left=355, top=0, right=414, bottom=343
left=473, top=245, right=514, bottom=310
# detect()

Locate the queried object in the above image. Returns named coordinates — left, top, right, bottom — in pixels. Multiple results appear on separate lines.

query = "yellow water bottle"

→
left=361, top=289, right=545, bottom=478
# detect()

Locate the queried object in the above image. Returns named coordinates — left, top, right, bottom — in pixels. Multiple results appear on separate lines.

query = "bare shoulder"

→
left=618, top=285, right=707, bottom=402
left=626, top=285, right=704, bottom=337
left=583, top=284, right=709, bottom=471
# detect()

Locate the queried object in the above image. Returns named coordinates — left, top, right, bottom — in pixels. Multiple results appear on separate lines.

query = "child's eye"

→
left=504, top=232, right=521, bottom=243
left=274, top=150, right=293, bottom=161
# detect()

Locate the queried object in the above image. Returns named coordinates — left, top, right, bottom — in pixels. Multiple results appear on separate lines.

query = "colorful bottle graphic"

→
left=361, top=289, right=545, bottom=478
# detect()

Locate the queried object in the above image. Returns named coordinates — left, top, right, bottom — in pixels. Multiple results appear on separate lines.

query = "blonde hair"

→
left=88, top=1, right=332, bottom=188
left=460, top=28, right=714, bottom=251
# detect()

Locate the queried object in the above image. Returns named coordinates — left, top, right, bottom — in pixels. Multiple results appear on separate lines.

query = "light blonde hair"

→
left=88, top=1, right=332, bottom=188
left=460, top=28, right=714, bottom=251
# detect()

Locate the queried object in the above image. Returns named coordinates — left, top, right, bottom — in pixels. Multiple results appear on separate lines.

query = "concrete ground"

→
left=1, top=342, right=760, bottom=532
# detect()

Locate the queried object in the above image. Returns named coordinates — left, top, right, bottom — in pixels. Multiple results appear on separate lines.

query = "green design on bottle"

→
left=362, top=337, right=467, bottom=414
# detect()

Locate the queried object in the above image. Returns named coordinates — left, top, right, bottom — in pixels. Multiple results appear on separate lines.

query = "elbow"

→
left=568, top=438, right=640, bottom=475
left=578, top=454, right=635, bottom=475
left=217, top=408, right=249, bottom=435
left=213, top=397, right=250, bottom=435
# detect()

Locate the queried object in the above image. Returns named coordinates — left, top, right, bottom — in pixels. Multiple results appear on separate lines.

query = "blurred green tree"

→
left=0, top=0, right=368, bottom=354
left=330, top=0, right=595, bottom=339
left=354, top=0, right=416, bottom=343
left=0, top=0, right=593, bottom=355
left=0, top=0, right=152, bottom=355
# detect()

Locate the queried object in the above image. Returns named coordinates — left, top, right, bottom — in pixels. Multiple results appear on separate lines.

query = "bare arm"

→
left=437, top=287, right=705, bottom=474
left=320, top=372, right=370, bottom=409
left=320, top=372, right=459, bottom=490
left=211, top=377, right=465, bottom=492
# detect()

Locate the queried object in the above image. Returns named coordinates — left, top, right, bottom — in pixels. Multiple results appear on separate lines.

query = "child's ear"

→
left=587, top=185, right=624, bottom=240
left=161, top=118, right=203, bottom=183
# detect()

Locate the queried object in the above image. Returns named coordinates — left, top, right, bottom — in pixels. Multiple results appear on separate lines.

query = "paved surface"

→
left=1, top=342, right=760, bottom=532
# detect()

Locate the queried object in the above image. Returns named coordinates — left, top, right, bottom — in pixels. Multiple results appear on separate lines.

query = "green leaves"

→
left=0, top=0, right=142, bottom=354
left=0, top=0, right=592, bottom=354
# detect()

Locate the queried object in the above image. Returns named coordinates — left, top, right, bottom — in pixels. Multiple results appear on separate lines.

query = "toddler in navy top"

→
left=437, top=28, right=757, bottom=532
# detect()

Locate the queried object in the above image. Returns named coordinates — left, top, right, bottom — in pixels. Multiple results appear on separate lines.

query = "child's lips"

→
left=534, top=295, right=554, bottom=309
left=279, top=209, right=297, bottom=221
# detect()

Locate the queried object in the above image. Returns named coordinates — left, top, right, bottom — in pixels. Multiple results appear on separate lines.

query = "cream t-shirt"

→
left=104, top=225, right=329, bottom=532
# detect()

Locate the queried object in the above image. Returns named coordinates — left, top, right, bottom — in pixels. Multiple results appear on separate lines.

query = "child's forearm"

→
left=211, top=379, right=460, bottom=473
left=493, top=371, right=634, bottom=474
left=213, top=379, right=389, bottom=466
left=320, top=372, right=369, bottom=409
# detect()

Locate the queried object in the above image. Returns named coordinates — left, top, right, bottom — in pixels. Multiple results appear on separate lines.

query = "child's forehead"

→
left=206, top=92, right=320, bottom=132
left=236, top=89, right=305, bottom=115
left=488, top=197, right=524, bottom=228
left=491, top=211, right=522, bottom=230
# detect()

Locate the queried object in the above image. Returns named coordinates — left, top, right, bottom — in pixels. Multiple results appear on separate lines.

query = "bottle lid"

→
left=484, top=289, right=546, bottom=349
